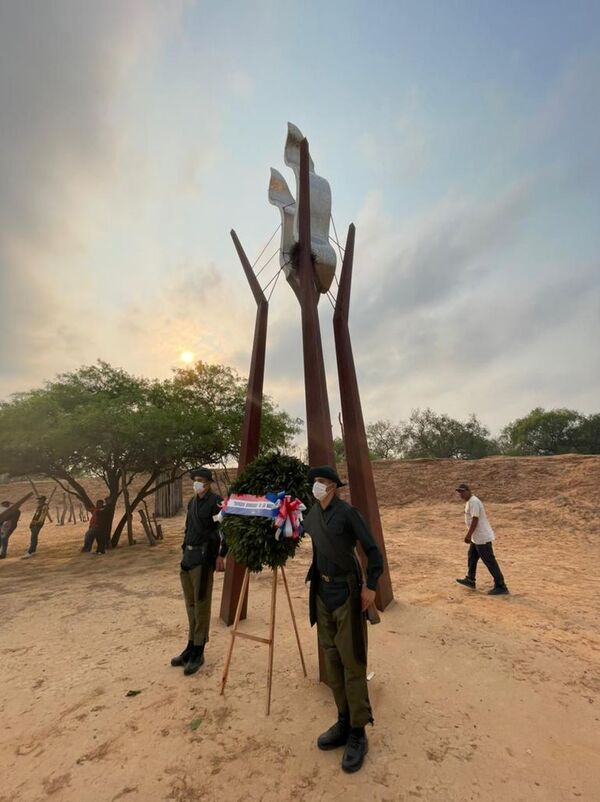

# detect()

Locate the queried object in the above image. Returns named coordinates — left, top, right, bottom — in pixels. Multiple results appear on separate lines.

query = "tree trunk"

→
left=111, top=471, right=158, bottom=547
left=51, top=469, right=94, bottom=510
left=121, top=466, right=134, bottom=545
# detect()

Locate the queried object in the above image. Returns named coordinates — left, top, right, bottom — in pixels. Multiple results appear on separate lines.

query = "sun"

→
left=179, top=350, right=195, bottom=364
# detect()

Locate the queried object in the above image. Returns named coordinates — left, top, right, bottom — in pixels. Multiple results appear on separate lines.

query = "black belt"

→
left=319, top=572, right=348, bottom=583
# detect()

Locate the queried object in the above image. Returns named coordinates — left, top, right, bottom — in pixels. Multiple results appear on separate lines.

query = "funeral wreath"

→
left=219, top=452, right=311, bottom=572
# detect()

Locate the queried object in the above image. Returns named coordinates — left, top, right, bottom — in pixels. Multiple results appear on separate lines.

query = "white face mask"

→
left=312, top=481, right=329, bottom=500
left=193, top=481, right=206, bottom=494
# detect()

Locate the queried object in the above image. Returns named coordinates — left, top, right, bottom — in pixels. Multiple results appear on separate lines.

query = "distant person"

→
left=22, top=495, right=50, bottom=558
left=455, top=483, right=509, bottom=595
left=171, top=467, right=226, bottom=676
left=0, top=500, right=21, bottom=559
left=95, top=497, right=114, bottom=554
left=81, top=500, right=105, bottom=554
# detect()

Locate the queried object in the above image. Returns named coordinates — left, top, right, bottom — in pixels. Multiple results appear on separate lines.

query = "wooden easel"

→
left=220, top=565, right=307, bottom=715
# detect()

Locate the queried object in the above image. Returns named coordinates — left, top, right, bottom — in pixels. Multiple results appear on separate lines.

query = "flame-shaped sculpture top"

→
left=268, top=123, right=336, bottom=296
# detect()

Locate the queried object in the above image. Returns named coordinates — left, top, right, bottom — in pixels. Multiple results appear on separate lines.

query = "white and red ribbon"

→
left=215, top=491, right=305, bottom=540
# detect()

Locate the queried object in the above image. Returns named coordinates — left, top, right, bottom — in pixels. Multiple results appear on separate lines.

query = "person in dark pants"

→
left=171, top=467, right=227, bottom=676
left=0, top=501, right=21, bottom=559
left=304, top=465, right=383, bottom=774
left=455, top=483, right=509, bottom=595
left=22, top=496, right=49, bottom=558
left=81, top=500, right=105, bottom=553
left=94, top=498, right=114, bottom=554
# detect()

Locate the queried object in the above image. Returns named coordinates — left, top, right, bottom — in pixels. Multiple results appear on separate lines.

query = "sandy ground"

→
left=1, top=457, right=599, bottom=802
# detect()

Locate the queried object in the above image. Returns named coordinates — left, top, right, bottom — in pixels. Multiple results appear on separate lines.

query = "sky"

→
left=1, top=0, right=599, bottom=438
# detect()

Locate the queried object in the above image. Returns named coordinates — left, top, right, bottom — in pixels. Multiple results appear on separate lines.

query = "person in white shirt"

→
left=455, top=483, right=509, bottom=595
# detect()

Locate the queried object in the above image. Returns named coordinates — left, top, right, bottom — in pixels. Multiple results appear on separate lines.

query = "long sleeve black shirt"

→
left=183, top=492, right=227, bottom=558
left=313, top=496, right=383, bottom=610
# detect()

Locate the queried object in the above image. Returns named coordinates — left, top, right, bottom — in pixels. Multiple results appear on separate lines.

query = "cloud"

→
left=351, top=177, right=534, bottom=333
left=227, top=70, right=255, bottom=100
left=0, top=1, right=185, bottom=395
left=330, top=175, right=600, bottom=430
left=357, top=87, right=432, bottom=179
left=109, top=257, right=256, bottom=378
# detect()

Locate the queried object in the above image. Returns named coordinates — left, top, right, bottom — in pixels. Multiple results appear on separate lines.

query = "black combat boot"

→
left=170, top=640, right=193, bottom=667
left=341, top=727, right=368, bottom=773
left=456, top=576, right=476, bottom=589
left=183, top=644, right=205, bottom=675
left=317, top=710, right=350, bottom=750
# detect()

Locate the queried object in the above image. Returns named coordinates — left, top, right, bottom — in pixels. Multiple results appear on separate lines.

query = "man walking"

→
left=171, top=468, right=227, bottom=675
left=304, top=465, right=383, bottom=774
left=0, top=500, right=21, bottom=559
left=455, top=483, right=509, bottom=595
left=22, top=495, right=50, bottom=558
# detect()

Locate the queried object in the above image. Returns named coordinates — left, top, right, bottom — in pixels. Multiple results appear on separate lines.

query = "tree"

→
left=333, top=437, right=346, bottom=462
left=402, top=409, right=498, bottom=459
left=365, top=420, right=405, bottom=459
left=0, top=361, right=301, bottom=546
left=575, top=413, right=600, bottom=454
left=499, top=407, right=583, bottom=456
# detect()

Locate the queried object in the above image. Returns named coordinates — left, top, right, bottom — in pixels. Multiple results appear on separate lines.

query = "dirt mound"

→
left=2, top=455, right=599, bottom=519
left=367, top=454, right=600, bottom=507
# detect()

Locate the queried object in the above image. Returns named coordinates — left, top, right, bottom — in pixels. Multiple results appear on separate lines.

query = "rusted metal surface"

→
left=219, top=230, right=268, bottom=626
left=333, top=225, right=394, bottom=610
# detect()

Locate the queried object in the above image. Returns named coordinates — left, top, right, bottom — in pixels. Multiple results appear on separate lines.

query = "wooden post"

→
left=138, top=510, right=157, bottom=546
left=152, top=514, right=163, bottom=540
left=220, top=566, right=306, bottom=716
left=155, top=472, right=183, bottom=518
left=220, top=567, right=250, bottom=696
left=280, top=565, right=307, bottom=677
left=266, top=568, right=278, bottom=716
left=68, top=495, right=76, bottom=524
left=142, top=501, right=155, bottom=538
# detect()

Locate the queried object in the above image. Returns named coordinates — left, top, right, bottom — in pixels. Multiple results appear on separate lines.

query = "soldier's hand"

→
left=215, top=556, right=225, bottom=572
left=361, top=587, right=376, bottom=611
left=464, top=533, right=472, bottom=544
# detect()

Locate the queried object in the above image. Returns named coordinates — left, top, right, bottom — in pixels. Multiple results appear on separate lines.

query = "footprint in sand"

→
left=42, top=772, right=71, bottom=796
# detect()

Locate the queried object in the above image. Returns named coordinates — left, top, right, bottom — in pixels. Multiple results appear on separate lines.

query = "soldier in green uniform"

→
left=171, top=468, right=227, bottom=676
left=304, top=465, right=383, bottom=773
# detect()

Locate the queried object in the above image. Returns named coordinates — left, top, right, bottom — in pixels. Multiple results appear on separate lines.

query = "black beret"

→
left=189, top=467, right=214, bottom=482
left=308, top=465, right=346, bottom=487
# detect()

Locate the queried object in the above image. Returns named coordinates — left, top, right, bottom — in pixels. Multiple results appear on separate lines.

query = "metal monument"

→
left=220, top=124, right=394, bottom=667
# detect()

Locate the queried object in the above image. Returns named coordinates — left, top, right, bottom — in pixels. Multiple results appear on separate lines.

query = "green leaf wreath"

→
left=221, top=452, right=311, bottom=572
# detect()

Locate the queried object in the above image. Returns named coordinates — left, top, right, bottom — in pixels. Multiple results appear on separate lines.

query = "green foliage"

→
left=366, top=420, right=406, bottom=459
left=0, top=361, right=302, bottom=540
left=402, top=409, right=498, bottom=459
left=574, top=413, right=600, bottom=454
left=170, top=362, right=301, bottom=462
left=499, top=407, right=600, bottom=455
left=221, top=452, right=311, bottom=573
left=333, top=436, right=346, bottom=462
left=363, top=408, right=600, bottom=460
